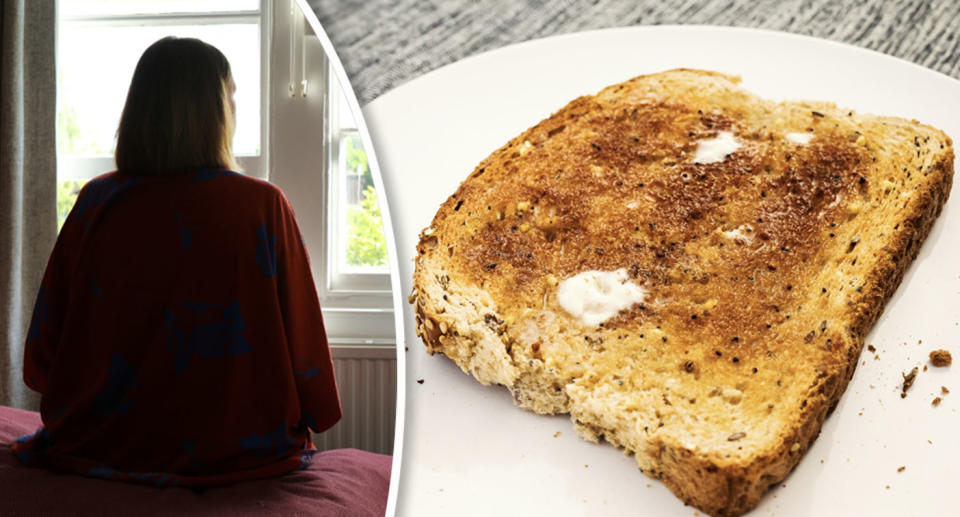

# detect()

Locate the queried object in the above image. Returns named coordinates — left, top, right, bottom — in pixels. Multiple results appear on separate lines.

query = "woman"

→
left=12, top=37, right=341, bottom=486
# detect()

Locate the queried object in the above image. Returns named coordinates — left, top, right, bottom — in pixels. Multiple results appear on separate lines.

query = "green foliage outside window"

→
left=346, top=184, right=387, bottom=268
left=344, top=134, right=373, bottom=191
left=343, top=135, right=387, bottom=268
left=56, top=86, right=106, bottom=233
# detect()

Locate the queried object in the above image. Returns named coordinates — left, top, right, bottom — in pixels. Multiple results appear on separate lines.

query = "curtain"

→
left=0, top=0, right=57, bottom=410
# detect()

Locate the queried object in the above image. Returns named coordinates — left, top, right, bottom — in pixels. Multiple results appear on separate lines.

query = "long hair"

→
left=115, top=37, right=239, bottom=176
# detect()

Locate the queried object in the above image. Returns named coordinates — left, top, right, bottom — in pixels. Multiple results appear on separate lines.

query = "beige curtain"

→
left=0, top=0, right=57, bottom=410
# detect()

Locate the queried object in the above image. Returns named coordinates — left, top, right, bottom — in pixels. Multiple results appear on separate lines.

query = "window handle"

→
left=288, top=1, right=307, bottom=98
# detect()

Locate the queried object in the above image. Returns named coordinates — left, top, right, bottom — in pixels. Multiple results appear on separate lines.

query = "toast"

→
left=410, top=69, right=953, bottom=516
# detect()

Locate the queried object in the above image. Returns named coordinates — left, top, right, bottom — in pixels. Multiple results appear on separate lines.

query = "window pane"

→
left=61, top=0, right=259, bottom=17
left=340, top=133, right=388, bottom=271
left=338, top=85, right=357, bottom=130
left=58, top=23, right=260, bottom=161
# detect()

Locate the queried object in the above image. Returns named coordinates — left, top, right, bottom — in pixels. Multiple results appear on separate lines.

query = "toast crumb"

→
left=554, top=431, right=561, bottom=438
left=942, top=386, right=950, bottom=394
left=867, top=344, right=876, bottom=353
left=897, top=466, right=905, bottom=472
left=932, top=397, right=942, bottom=406
left=929, top=349, right=952, bottom=367
left=900, top=367, right=919, bottom=398
left=416, top=379, right=425, bottom=384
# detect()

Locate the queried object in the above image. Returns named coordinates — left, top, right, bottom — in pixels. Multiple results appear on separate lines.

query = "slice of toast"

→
left=410, top=69, right=953, bottom=516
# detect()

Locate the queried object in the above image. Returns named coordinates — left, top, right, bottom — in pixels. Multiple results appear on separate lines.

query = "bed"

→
left=0, top=405, right=391, bottom=516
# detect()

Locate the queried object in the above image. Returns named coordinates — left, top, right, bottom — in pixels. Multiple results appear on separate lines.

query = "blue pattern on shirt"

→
left=237, top=423, right=297, bottom=457
left=173, top=210, right=193, bottom=249
left=294, top=364, right=322, bottom=380
left=165, top=300, right=251, bottom=374
left=13, top=428, right=50, bottom=465
left=92, top=354, right=138, bottom=417
left=254, top=224, right=277, bottom=277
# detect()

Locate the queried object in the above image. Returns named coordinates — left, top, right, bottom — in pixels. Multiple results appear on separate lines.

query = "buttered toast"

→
left=410, top=69, right=953, bottom=516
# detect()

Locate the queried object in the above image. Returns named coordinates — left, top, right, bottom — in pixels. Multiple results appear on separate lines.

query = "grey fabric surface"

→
left=311, top=0, right=960, bottom=106
left=0, top=0, right=57, bottom=410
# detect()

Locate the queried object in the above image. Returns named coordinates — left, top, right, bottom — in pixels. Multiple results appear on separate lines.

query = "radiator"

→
left=312, top=345, right=397, bottom=455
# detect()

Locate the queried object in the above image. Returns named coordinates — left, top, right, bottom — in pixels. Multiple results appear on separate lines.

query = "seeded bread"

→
left=410, top=69, right=953, bottom=516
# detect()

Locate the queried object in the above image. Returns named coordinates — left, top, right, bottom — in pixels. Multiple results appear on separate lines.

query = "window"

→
left=327, top=71, right=390, bottom=298
left=56, top=0, right=393, bottom=343
left=333, top=86, right=388, bottom=273
left=57, top=0, right=266, bottom=228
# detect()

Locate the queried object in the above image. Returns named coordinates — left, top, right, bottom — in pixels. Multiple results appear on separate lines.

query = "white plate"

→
left=364, top=26, right=959, bottom=517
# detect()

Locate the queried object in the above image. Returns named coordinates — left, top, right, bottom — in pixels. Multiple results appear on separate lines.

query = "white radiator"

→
left=312, top=345, right=397, bottom=455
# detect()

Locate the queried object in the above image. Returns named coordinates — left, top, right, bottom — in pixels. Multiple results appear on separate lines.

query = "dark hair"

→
left=115, top=37, right=239, bottom=176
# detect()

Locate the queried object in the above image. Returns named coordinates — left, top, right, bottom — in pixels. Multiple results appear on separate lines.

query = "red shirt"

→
left=12, top=169, right=341, bottom=487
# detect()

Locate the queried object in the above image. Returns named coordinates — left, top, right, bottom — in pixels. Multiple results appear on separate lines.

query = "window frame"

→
left=325, top=78, right=392, bottom=291
left=268, top=0, right=394, bottom=343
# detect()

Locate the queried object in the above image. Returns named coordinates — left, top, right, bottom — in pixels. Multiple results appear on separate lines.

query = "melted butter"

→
left=556, top=269, right=647, bottom=326
left=785, top=132, right=813, bottom=144
left=720, top=224, right=754, bottom=244
left=694, top=131, right=741, bottom=164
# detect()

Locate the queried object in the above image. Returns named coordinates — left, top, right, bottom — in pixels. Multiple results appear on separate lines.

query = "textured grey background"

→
left=310, top=0, right=960, bottom=106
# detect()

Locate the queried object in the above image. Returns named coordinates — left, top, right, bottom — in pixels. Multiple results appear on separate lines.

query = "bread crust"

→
left=411, top=69, right=954, bottom=516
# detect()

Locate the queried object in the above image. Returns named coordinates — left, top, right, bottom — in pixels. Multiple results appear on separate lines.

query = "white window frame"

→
left=268, top=0, right=394, bottom=344
left=57, top=2, right=271, bottom=181
left=55, top=0, right=394, bottom=345
left=326, top=76, right=392, bottom=290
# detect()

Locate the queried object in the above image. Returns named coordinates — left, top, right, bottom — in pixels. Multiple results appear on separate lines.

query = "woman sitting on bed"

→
left=12, top=36, right=341, bottom=486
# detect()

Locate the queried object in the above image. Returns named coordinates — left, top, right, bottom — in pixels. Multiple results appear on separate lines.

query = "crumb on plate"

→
left=930, top=349, right=952, bottom=367
left=901, top=367, right=918, bottom=398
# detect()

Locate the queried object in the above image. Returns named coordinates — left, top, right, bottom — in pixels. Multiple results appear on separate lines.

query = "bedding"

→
left=0, top=406, right=391, bottom=516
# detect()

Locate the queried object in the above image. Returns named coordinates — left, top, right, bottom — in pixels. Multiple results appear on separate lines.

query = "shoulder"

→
left=213, top=171, right=298, bottom=218
left=195, top=169, right=289, bottom=200
left=78, top=171, right=123, bottom=194
left=72, top=171, right=136, bottom=216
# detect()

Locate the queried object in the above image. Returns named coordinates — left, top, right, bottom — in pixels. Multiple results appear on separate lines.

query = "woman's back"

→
left=15, top=169, right=341, bottom=485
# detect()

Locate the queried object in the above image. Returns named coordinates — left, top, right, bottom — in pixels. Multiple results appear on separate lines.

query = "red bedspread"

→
left=0, top=406, right=391, bottom=516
